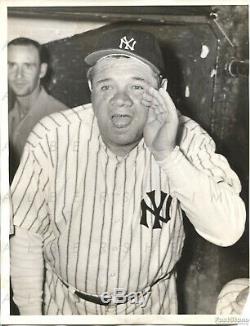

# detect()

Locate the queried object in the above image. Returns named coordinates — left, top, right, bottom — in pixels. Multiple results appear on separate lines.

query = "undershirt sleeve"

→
left=157, top=120, right=246, bottom=246
left=10, top=226, right=43, bottom=315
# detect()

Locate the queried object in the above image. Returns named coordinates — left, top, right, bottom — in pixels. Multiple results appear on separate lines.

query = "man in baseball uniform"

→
left=10, top=28, right=246, bottom=315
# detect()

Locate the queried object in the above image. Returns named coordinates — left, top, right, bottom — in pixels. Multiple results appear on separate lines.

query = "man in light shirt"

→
left=8, top=37, right=68, bottom=181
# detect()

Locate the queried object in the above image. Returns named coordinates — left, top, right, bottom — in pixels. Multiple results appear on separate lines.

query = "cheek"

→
left=28, top=69, right=41, bottom=82
left=92, top=91, right=113, bottom=108
left=141, top=109, right=149, bottom=125
left=33, top=71, right=41, bottom=82
left=134, top=105, right=149, bottom=126
left=92, top=91, right=105, bottom=108
left=8, top=75, right=13, bottom=83
left=92, top=94, right=110, bottom=124
left=129, top=89, right=144, bottom=101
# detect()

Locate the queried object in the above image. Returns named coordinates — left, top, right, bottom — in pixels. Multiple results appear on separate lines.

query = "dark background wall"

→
left=8, top=5, right=249, bottom=314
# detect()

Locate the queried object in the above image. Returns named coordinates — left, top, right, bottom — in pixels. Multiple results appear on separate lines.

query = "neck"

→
left=16, top=86, right=42, bottom=114
left=105, top=139, right=140, bottom=157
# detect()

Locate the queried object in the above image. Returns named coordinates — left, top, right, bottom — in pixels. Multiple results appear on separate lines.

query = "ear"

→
left=39, top=63, right=48, bottom=79
left=160, top=78, right=168, bottom=91
left=88, top=79, right=93, bottom=92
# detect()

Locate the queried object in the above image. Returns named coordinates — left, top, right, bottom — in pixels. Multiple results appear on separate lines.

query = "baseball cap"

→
left=85, top=28, right=165, bottom=75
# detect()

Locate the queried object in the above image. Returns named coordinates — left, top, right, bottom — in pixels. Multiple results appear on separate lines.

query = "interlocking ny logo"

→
left=119, top=36, right=136, bottom=51
left=140, top=190, right=172, bottom=229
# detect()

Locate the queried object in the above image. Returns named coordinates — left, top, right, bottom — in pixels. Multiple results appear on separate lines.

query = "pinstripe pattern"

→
left=95, top=149, right=109, bottom=295
left=66, top=121, right=81, bottom=284
left=84, top=137, right=101, bottom=292
left=11, top=104, right=241, bottom=314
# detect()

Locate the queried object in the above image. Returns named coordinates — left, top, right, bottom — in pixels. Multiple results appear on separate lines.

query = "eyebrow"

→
left=96, top=76, right=146, bottom=84
left=8, top=61, right=36, bottom=65
left=132, top=77, right=146, bottom=82
left=96, top=78, right=111, bottom=84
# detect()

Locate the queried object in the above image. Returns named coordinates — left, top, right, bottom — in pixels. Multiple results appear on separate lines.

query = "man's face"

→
left=8, top=44, right=47, bottom=97
left=91, top=57, right=159, bottom=151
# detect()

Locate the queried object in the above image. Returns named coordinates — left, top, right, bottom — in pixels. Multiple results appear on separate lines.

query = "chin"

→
left=14, top=92, right=28, bottom=97
left=109, top=132, right=142, bottom=147
left=11, top=88, right=29, bottom=97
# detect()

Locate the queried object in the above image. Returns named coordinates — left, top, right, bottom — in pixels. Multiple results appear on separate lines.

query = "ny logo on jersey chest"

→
left=140, top=190, right=172, bottom=229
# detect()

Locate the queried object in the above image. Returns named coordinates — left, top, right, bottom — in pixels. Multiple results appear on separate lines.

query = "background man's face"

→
left=8, top=44, right=46, bottom=97
left=91, top=57, right=159, bottom=150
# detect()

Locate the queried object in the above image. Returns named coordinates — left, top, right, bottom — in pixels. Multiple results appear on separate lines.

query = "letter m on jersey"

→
left=140, top=190, right=172, bottom=229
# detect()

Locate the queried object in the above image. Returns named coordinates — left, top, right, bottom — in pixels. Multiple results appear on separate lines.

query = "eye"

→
left=23, top=63, right=33, bottom=69
left=101, top=85, right=112, bottom=91
left=8, top=62, right=16, bottom=69
left=131, top=85, right=144, bottom=91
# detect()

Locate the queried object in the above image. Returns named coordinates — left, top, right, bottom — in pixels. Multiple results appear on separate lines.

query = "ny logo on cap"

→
left=119, top=36, right=136, bottom=51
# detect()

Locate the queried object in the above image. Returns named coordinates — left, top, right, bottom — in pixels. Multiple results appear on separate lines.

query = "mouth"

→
left=111, top=113, right=133, bottom=128
left=14, top=82, right=26, bottom=88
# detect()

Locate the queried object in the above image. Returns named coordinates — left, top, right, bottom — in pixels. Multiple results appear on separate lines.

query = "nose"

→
left=110, top=91, right=132, bottom=107
left=15, top=66, right=24, bottom=79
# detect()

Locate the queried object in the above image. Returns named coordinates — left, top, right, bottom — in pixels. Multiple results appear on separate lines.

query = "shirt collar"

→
left=13, top=86, right=47, bottom=120
left=98, top=131, right=145, bottom=162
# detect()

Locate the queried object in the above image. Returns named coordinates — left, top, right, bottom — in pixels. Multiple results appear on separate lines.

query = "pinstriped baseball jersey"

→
left=11, top=104, right=242, bottom=314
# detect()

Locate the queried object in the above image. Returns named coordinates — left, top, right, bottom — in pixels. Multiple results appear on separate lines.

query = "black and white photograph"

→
left=1, top=1, right=249, bottom=325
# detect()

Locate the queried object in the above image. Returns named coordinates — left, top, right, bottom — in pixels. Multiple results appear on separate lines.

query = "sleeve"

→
left=11, top=142, right=50, bottom=236
left=216, top=278, right=249, bottom=314
left=157, top=118, right=246, bottom=246
left=10, top=227, right=43, bottom=315
left=10, top=141, right=50, bottom=314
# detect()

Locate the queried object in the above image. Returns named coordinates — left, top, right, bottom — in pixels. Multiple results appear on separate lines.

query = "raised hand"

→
left=142, top=79, right=179, bottom=161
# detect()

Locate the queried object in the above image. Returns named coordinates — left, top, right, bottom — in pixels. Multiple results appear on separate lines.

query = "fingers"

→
left=141, top=85, right=178, bottom=128
left=149, top=88, right=167, bottom=114
left=141, top=86, right=174, bottom=118
left=141, top=91, right=158, bottom=109
left=158, top=88, right=177, bottom=116
left=142, top=88, right=164, bottom=112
